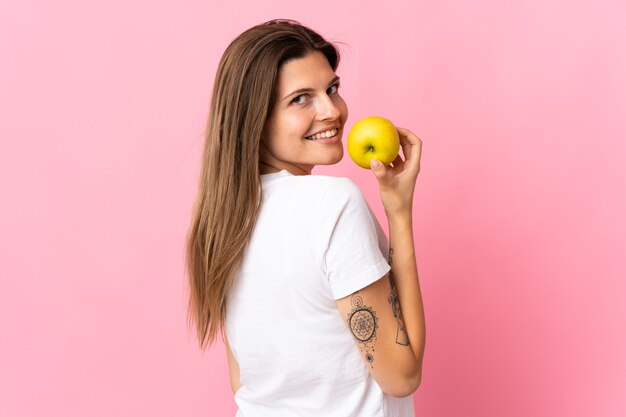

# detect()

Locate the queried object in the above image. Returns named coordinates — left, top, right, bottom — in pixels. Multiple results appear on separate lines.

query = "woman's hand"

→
left=369, top=127, right=422, bottom=215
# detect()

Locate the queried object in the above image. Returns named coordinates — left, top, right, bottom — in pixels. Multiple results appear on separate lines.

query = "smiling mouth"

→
left=304, top=128, right=339, bottom=140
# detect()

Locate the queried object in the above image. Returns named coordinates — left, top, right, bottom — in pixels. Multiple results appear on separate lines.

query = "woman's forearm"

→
left=386, top=209, right=426, bottom=379
left=368, top=125, right=424, bottom=384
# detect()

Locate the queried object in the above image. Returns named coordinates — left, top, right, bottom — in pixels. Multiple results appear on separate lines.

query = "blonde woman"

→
left=186, top=19, right=425, bottom=416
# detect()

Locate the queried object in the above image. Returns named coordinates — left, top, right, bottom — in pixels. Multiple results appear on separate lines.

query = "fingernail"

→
left=370, top=159, right=381, bottom=169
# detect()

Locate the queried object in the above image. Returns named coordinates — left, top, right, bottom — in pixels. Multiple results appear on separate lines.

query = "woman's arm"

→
left=335, top=127, right=425, bottom=397
left=386, top=209, right=425, bottom=383
left=376, top=127, right=426, bottom=387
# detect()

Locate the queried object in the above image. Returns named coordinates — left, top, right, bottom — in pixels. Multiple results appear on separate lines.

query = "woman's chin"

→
left=322, top=148, right=344, bottom=166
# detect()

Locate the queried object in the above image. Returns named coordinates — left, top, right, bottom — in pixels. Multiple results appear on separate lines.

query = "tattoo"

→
left=387, top=248, right=410, bottom=346
left=346, top=291, right=378, bottom=368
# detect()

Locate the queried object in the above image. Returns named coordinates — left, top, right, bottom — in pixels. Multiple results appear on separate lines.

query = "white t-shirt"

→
left=225, top=169, right=415, bottom=417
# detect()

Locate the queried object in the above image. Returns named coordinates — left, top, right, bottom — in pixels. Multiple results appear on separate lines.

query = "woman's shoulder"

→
left=302, top=175, right=368, bottom=211
left=266, top=172, right=364, bottom=204
left=304, top=174, right=362, bottom=196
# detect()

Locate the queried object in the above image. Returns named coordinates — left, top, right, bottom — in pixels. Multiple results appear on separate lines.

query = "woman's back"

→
left=225, top=170, right=415, bottom=416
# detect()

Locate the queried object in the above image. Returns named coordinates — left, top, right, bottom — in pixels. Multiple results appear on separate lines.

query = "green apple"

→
left=347, top=116, right=400, bottom=169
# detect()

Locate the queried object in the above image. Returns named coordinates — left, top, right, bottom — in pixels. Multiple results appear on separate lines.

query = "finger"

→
left=397, top=129, right=422, bottom=161
left=396, top=127, right=421, bottom=145
left=396, top=128, right=417, bottom=159
left=390, top=153, right=404, bottom=171
left=369, top=158, right=387, bottom=181
left=408, top=137, right=422, bottom=172
left=400, top=140, right=413, bottom=162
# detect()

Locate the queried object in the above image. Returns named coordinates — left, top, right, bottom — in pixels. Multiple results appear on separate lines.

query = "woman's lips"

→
left=304, top=127, right=340, bottom=141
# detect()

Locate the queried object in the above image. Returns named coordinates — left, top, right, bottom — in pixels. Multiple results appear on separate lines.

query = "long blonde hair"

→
left=186, top=19, right=341, bottom=350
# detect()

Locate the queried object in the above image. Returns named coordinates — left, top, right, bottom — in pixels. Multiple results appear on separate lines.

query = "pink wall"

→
left=1, top=1, right=624, bottom=416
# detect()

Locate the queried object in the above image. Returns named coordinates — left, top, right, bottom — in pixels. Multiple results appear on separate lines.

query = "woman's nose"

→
left=316, top=94, right=341, bottom=120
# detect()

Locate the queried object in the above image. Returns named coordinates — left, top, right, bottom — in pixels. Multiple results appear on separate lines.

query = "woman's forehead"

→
left=276, top=52, right=337, bottom=98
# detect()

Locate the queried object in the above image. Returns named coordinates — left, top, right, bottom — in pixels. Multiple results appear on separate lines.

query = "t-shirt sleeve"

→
left=317, top=177, right=391, bottom=300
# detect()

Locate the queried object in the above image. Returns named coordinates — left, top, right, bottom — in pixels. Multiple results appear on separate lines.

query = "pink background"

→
left=1, top=1, right=624, bottom=416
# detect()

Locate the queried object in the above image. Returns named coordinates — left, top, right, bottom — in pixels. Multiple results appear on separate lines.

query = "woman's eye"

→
left=292, top=84, right=340, bottom=105
left=328, top=83, right=341, bottom=94
left=292, top=95, right=307, bottom=105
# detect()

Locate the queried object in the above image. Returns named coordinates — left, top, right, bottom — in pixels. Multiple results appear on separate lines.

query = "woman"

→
left=186, top=19, right=425, bottom=416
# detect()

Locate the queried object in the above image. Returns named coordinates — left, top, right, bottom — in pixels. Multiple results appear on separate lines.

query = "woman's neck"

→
left=259, top=161, right=310, bottom=176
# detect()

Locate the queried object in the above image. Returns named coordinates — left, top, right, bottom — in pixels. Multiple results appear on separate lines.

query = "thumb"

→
left=369, top=158, right=386, bottom=180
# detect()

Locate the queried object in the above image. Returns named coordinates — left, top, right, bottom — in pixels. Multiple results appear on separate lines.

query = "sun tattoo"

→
left=346, top=292, right=378, bottom=368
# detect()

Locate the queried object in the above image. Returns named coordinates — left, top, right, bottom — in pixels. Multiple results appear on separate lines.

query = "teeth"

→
left=306, top=128, right=338, bottom=140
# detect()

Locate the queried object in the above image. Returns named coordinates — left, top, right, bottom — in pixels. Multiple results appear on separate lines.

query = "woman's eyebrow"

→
left=282, top=75, right=341, bottom=102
